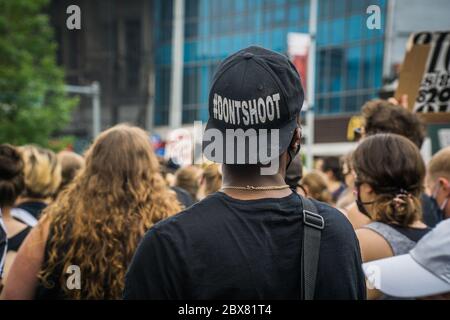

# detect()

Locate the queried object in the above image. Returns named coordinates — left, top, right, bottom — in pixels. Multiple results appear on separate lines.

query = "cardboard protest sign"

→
left=396, top=31, right=450, bottom=123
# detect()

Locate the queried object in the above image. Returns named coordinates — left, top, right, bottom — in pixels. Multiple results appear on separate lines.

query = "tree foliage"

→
left=0, top=0, right=77, bottom=146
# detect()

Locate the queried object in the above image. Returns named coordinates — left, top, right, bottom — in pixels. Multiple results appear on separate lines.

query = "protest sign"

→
left=396, top=31, right=450, bottom=123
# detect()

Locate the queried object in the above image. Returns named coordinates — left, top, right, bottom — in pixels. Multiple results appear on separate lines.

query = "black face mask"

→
left=355, top=183, right=375, bottom=218
left=286, top=143, right=301, bottom=172
left=431, top=184, right=449, bottom=220
left=429, top=196, right=446, bottom=220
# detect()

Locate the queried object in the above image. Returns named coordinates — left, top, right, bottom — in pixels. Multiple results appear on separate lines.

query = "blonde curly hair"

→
left=38, top=124, right=181, bottom=299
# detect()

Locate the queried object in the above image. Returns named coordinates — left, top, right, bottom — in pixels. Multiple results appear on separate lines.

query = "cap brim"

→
left=202, top=119, right=298, bottom=164
left=363, top=254, right=450, bottom=298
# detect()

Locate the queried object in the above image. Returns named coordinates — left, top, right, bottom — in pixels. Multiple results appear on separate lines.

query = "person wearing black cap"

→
left=123, top=46, right=365, bottom=300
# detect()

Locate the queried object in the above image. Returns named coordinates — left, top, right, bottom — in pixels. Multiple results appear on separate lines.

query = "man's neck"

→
left=222, top=174, right=292, bottom=200
left=222, top=188, right=292, bottom=200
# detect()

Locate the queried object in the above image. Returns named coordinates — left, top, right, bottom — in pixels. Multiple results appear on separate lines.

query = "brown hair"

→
left=56, top=151, right=85, bottom=194
left=175, top=165, right=201, bottom=201
left=300, top=171, right=332, bottom=204
left=361, top=99, right=426, bottom=148
left=20, top=145, right=61, bottom=199
left=39, top=124, right=182, bottom=299
left=322, top=157, right=343, bottom=182
left=352, top=133, right=425, bottom=226
left=340, top=152, right=353, bottom=174
left=0, top=144, right=24, bottom=208
left=428, top=146, right=450, bottom=181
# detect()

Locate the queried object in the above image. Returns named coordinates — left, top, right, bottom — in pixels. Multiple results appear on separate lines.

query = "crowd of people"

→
left=0, top=46, right=449, bottom=300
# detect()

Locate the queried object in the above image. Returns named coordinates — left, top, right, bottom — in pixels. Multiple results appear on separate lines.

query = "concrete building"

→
left=50, top=0, right=155, bottom=143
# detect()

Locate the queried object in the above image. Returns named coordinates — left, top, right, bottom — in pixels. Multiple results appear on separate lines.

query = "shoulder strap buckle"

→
left=303, top=209, right=325, bottom=230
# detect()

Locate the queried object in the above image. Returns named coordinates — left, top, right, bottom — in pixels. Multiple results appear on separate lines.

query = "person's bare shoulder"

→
left=355, top=227, right=393, bottom=263
left=345, top=202, right=371, bottom=229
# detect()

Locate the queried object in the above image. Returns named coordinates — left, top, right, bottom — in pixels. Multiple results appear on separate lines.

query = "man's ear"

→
left=440, top=178, right=450, bottom=195
left=290, top=127, right=301, bottom=150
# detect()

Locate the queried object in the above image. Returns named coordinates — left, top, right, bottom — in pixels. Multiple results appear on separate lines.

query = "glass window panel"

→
left=330, top=96, right=341, bottom=114
left=317, top=21, right=327, bottom=46
left=346, top=46, right=361, bottom=90
left=349, top=0, right=365, bottom=14
left=271, top=28, right=284, bottom=52
left=347, top=15, right=363, bottom=42
left=316, top=97, right=327, bottom=114
left=374, top=41, right=384, bottom=87
left=343, top=94, right=359, bottom=113
left=330, top=0, right=345, bottom=18
left=186, top=0, right=199, bottom=19
left=330, top=19, right=345, bottom=45
left=330, top=48, right=344, bottom=92
left=317, top=50, right=328, bottom=93
left=200, top=66, right=209, bottom=104
left=200, top=105, right=209, bottom=122
left=319, top=0, right=330, bottom=19
left=236, top=0, right=246, bottom=12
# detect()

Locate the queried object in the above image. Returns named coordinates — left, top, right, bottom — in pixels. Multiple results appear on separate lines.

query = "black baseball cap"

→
left=202, top=46, right=304, bottom=164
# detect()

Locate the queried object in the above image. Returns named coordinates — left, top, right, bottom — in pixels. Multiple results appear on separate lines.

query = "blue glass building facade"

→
left=154, top=0, right=386, bottom=126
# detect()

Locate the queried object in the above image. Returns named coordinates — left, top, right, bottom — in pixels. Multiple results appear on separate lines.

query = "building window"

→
left=154, top=0, right=386, bottom=126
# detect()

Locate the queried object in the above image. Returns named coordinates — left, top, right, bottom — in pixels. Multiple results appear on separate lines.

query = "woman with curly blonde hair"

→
left=0, top=124, right=182, bottom=299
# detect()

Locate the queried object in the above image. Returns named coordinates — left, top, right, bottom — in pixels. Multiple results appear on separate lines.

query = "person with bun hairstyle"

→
left=346, top=99, right=442, bottom=229
left=353, top=134, right=431, bottom=299
left=0, top=145, right=31, bottom=280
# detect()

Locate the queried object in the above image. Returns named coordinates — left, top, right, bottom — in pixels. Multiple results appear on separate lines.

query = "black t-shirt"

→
left=16, top=201, right=47, bottom=220
left=123, top=192, right=366, bottom=300
left=171, top=186, right=195, bottom=208
left=7, top=226, right=32, bottom=252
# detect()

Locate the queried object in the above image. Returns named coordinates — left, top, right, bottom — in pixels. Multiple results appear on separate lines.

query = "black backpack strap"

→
left=299, top=196, right=325, bottom=300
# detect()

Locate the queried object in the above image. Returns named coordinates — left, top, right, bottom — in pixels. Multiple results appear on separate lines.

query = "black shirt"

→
left=388, top=224, right=431, bottom=243
left=123, top=192, right=366, bottom=300
left=7, top=226, right=32, bottom=252
left=171, top=186, right=195, bottom=208
left=16, top=201, right=47, bottom=220
left=332, top=183, right=347, bottom=203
